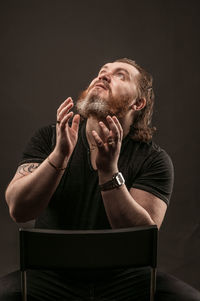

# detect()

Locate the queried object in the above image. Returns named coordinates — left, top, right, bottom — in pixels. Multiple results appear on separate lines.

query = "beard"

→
left=76, top=88, right=111, bottom=120
left=76, top=83, right=132, bottom=120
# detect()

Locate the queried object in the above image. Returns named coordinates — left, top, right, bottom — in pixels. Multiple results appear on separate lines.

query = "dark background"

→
left=0, top=0, right=200, bottom=291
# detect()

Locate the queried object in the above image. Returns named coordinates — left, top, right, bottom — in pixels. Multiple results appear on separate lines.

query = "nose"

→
left=98, top=72, right=111, bottom=83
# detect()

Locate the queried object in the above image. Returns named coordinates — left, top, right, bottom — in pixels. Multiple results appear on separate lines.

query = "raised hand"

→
left=92, top=115, right=123, bottom=174
left=55, top=97, right=80, bottom=158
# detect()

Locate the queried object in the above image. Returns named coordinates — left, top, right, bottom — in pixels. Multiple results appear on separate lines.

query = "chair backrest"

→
left=19, top=225, right=158, bottom=271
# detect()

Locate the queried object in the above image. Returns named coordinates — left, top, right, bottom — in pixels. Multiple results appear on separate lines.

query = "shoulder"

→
left=126, top=137, right=173, bottom=169
left=128, top=139, right=174, bottom=205
left=30, top=124, right=56, bottom=146
left=144, top=141, right=173, bottom=173
left=18, top=124, right=56, bottom=166
left=33, top=124, right=56, bottom=139
left=139, top=140, right=174, bottom=179
left=122, top=138, right=174, bottom=200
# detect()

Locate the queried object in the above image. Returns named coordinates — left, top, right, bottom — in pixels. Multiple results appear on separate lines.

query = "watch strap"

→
left=99, top=172, right=125, bottom=191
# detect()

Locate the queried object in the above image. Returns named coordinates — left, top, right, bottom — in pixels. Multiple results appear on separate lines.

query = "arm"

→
left=100, top=182, right=167, bottom=229
left=5, top=97, right=80, bottom=223
left=92, top=115, right=168, bottom=229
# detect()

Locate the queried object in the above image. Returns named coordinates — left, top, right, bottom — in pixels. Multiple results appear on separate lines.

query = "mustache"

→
left=88, top=80, right=111, bottom=92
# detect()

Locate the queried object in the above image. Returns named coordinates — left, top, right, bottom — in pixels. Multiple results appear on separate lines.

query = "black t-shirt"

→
left=19, top=121, right=174, bottom=230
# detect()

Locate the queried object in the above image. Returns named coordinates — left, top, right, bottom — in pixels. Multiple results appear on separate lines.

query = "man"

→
left=2, top=58, right=200, bottom=300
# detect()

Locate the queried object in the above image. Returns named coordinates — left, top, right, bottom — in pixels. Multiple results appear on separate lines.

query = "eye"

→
left=116, top=72, right=125, bottom=80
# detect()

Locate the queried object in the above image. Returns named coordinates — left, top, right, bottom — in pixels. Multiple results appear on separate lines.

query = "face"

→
left=76, top=62, right=140, bottom=119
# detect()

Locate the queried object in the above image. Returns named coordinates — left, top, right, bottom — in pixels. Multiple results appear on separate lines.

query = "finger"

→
left=59, top=112, right=74, bottom=131
left=99, top=121, right=110, bottom=138
left=57, top=102, right=74, bottom=122
left=57, top=97, right=72, bottom=114
left=106, top=115, right=119, bottom=139
left=112, top=116, right=123, bottom=140
left=57, top=97, right=73, bottom=115
left=92, top=130, right=105, bottom=149
left=71, top=114, right=80, bottom=132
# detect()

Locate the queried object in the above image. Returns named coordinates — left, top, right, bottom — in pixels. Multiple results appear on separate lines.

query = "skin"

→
left=5, top=62, right=167, bottom=228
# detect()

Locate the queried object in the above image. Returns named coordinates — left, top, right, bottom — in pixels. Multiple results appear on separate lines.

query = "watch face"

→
left=115, top=173, right=125, bottom=186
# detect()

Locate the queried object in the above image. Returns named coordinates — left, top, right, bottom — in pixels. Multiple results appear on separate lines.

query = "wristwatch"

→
left=99, top=172, right=125, bottom=191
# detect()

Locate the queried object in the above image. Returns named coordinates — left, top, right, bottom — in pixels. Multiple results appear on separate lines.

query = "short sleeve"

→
left=132, top=150, right=174, bottom=205
left=18, top=125, right=56, bottom=166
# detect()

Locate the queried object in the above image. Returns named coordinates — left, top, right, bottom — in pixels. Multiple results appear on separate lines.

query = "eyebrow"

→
left=100, top=64, right=109, bottom=70
left=99, top=66, right=131, bottom=79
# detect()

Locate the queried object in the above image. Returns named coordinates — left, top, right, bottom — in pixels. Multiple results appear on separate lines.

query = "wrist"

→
left=99, top=172, right=125, bottom=191
left=49, top=149, right=69, bottom=170
left=98, top=168, right=119, bottom=185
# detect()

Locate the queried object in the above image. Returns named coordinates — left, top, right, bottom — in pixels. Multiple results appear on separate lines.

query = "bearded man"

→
left=2, top=58, right=200, bottom=300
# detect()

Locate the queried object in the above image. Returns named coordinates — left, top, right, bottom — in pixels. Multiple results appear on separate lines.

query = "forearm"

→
left=5, top=150, right=69, bottom=222
left=99, top=171, right=155, bottom=228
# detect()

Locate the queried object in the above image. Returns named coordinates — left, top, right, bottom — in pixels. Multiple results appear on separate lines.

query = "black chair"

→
left=19, top=225, right=158, bottom=301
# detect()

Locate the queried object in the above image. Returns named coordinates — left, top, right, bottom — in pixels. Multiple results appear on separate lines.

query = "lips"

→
left=94, top=80, right=111, bottom=91
left=95, top=83, right=107, bottom=90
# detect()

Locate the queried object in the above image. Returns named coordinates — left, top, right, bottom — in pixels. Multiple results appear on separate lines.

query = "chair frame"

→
left=19, top=225, right=158, bottom=301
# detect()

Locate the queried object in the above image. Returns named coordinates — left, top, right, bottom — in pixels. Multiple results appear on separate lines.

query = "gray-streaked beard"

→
left=76, top=94, right=111, bottom=119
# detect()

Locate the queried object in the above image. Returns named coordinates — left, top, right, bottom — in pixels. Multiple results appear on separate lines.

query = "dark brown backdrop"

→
left=0, top=0, right=200, bottom=291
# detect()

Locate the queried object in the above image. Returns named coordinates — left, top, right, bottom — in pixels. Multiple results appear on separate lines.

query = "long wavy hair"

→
left=115, top=58, right=156, bottom=142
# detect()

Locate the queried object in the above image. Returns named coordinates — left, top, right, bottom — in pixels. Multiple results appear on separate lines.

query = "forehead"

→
left=99, top=62, right=140, bottom=79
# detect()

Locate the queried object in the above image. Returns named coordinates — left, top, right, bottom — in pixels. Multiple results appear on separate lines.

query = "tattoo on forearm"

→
left=17, top=163, right=40, bottom=175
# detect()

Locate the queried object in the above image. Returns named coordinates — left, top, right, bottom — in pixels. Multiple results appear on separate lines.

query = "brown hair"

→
left=115, top=58, right=156, bottom=142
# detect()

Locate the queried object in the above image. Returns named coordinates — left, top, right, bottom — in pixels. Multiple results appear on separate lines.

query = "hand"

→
left=55, top=97, right=80, bottom=158
left=92, top=115, right=123, bottom=174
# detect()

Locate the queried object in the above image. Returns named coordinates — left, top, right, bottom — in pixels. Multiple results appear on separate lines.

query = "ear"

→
left=132, top=98, right=146, bottom=111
